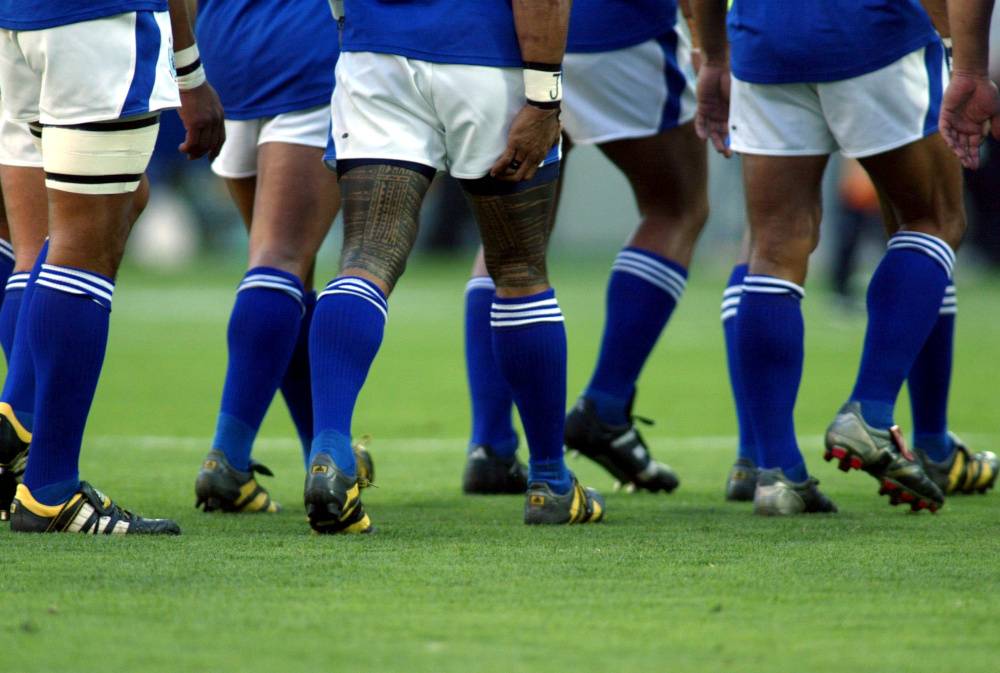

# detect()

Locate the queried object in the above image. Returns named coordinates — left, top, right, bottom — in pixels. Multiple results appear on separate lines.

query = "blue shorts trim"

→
left=121, top=11, right=160, bottom=119
left=922, top=40, right=944, bottom=137
left=656, top=31, right=687, bottom=133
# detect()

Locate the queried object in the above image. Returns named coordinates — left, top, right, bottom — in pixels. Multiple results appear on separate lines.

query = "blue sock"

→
left=736, top=275, right=808, bottom=482
left=584, top=247, right=687, bottom=425
left=281, top=290, right=316, bottom=467
left=464, top=276, right=517, bottom=458
left=0, top=273, right=28, bottom=360
left=308, top=276, right=388, bottom=477
left=212, top=267, right=305, bottom=471
left=0, top=240, right=47, bottom=430
left=851, top=232, right=954, bottom=430
left=721, top=264, right=756, bottom=463
left=22, top=264, right=115, bottom=505
left=491, top=289, right=571, bottom=493
left=908, top=284, right=956, bottom=462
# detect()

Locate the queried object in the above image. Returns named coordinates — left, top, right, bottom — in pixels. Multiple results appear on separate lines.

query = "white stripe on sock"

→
left=491, top=298, right=559, bottom=312
left=317, top=288, right=388, bottom=321
left=743, top=275, right=805, bottom=299
left=0, top=239, right=13, bottom=261
left=721, top=308, right=738, bottom=322
left=887, top=233, right=955, bottom=276
left=326, top=278, right=386, bottom=308
left=238, top=279, right=305, bottom=300
left=722, top=286, right=743, bottom=299
left=490, top=315, right=565, bottom=328
left=465, top=277, right=495, bottom=293
left=489, top=308, right=563, bottom=321
left=615, top=250, right=687, bottom=288
left=37, top=271, right=113, bottom=303
left=720, top=297, right=740, bottom=312
left=41, top=264, right=114, bottom=293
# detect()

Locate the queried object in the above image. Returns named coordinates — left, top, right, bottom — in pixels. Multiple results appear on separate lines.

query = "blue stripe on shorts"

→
left=922, top=40, right=944, bottom=136
left=121, top=11, right=161, bottom=118
left=656, top=30, right=687, bottom=132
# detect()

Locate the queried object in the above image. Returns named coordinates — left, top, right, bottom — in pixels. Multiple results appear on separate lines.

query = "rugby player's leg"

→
left=0, top=166, right=46, bottom=519
left=463, top=171, right=571, bottom=491
left=210, top=142, right=337, bottom=469
left=199, top=142, right=338, bottom=513
left=309, top=161, right=430, bottom=474
left=461, top=139, right=574, bottom=494
left=303, top=160, right=430, bottom=533
left=565, top=123, right=707, bottom=493
left=739, top=153, right=828, bottom=491
left=461, top=248, right=525, bottom=494
left=851, top=135, right=994, bottom=494
left=722, top=235, right=757, bottom=500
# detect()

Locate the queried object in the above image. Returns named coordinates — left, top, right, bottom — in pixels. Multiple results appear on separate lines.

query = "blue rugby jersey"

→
left=0, top=1, right=166, bottom=30
left=340, top=0, right=522, bottom=67
left=728, top=0, right=938, bottom=84
left=568, top=0, right=676, bottom=54
left=197, top=0, right=338, bottom=119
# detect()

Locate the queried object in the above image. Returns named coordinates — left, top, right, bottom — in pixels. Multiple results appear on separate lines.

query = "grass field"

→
left=2, top=255, right=999, bottom=673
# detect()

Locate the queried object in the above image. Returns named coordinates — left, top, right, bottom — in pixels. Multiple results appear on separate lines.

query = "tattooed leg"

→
left=465, top=179, right=558, bottom=297
left=338, top=163, right=432, bottom=295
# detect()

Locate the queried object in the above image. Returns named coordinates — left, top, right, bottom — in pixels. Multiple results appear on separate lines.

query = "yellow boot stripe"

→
left=241, top=491, right=271, bottom=512
left=341, top=513, right=372, bottom=534
left=947, top=451, right=967, bottom=493
left=235, top=479, right=259, bottom=506
left=975, top=461, right=994, bottom=489
left=568, top=485, right=583, bottom=523
left=589, top=496, right=603, bottom=522
left=14, top=483, right=81, bottom=518
left=0, top=402, right=32, bottom=443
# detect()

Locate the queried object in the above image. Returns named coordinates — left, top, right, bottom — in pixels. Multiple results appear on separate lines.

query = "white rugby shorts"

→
left=562, top=26, right=696, bottom=145
left=729, top=41, right=949, bottom=158
left=0, top=97, right=41, bottom=167
left=212, top=105, right=330, bottom=179
left=0, top=11, right=179, bottom=127
left=331, top=51, right=560, bottom=179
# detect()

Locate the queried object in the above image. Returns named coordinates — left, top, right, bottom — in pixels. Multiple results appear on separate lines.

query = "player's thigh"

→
left=224, top=177, right=256, bottom=229
left=0, top=166, right=47, bottom=272
left=858, top=136, right=964, bottom=249
left=598, top=122, right=707, bottom=222
left=250, top=143, right=339, bottom=278
left=742, top=153, right=829, bottom=284
left=0, top=114, right=46, bottom=272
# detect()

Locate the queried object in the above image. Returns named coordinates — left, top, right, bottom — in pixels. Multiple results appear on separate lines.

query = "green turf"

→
left=2, top=257, right=999, bottom=673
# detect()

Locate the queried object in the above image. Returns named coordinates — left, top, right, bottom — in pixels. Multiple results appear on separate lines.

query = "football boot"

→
left=564, top=396, right=678, bottom=493
left=11, top=482, right=180, bottom=535
left=824, top=401, right=944, bottom=513
left=195, top=450, right=280, bottom=513
left=915, top=433, right=998, bottom=495
left=303, top=452, right=373, bottom=534
left=725, top=457, right=758, bottom=502
left=753, top=468, right=838, bottom=516
left=0, top=403, right=31, bottom=520
left=524, top=475, right=605, bottom=525
left=462, top=444, right=527, bottom=494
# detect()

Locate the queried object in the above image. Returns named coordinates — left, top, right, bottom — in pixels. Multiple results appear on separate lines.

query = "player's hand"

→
left=939, top=70, right=1000, bottom=170
left=177, top=82, right=226, bottom=161
left=490, top=104, right=561, bottom=182
left=695, top=61, right=732, bottom=158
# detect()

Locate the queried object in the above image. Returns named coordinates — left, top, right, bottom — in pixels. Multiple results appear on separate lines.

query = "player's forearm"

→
left=948, top=0, right=995, bottom=74
left=511, top=0, right=570, bottom=64
left=679, top=0, right=702, bottom=51
left=920, top=0, right=951, bottom=38
left=167, top=0, right=197, bottom=50
left=691, top=0, right=729, bottom=65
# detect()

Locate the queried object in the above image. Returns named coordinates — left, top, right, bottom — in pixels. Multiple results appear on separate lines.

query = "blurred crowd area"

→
left=135, top=17, right=1000, bottom=301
